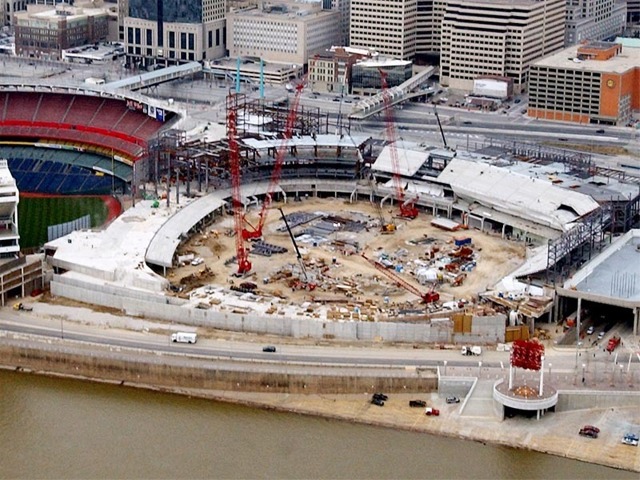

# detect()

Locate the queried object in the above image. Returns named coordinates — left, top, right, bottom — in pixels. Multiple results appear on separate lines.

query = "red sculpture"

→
left=510, top=339, right=545, bottom=371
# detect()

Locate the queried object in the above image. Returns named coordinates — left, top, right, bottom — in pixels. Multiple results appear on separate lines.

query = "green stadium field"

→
left=18, top=195, right=110, bottom=250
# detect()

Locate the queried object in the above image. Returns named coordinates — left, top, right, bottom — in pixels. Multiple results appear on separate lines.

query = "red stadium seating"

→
left=64, top=95, right=102, bottom=126
left=0, top=91, right=167, bottom=161
left=90, top=98, right=129, bottom=130
left=5, top=92, right=40, bottom=122
left=33, top=93, right=73, bottom=123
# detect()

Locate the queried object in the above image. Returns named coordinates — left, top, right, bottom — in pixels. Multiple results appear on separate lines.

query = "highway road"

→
left=2, top=310, right=638, bottom=379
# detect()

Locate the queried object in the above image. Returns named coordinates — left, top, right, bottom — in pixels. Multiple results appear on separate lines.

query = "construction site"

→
left=168, top=196, right=527, bottom=323
left=42, top=65, right=640, bottom=346
left=148, top=80, right=541, bottom=343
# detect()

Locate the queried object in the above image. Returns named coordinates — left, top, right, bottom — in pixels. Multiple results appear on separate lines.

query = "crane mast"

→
left=242, top=57, right=318, bottom=241
left=379, top=69, right=419, bottom=220
left=227, top=94, right=252, bottom=275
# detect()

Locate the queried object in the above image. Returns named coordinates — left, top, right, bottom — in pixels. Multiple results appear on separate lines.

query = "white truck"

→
left=171, top=332, right=198, bottom=344
left=461, top=345, right=482, bottom=356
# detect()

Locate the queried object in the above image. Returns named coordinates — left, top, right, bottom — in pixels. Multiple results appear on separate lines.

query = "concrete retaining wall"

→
left=556, top=390, right=640, bottom=411
left=0, top=340, right=438, bottom=395
left=52, top=275, right=504, bottom=344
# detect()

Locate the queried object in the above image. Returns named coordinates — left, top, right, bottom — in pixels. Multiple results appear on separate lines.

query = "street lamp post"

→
left=582, top=363, right=586, bottom=386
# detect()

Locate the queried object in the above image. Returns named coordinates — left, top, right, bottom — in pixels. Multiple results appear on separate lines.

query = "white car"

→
left=586, top=326, right=594, bottom=335
left=597, top=331, right=606, bottom=341
left=191, top=257, right=204, bottom=266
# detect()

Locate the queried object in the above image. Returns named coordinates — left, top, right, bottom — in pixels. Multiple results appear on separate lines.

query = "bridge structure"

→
left=103, top=62, right=203, bottom=93
left=349, top=66, right=438, bottom=120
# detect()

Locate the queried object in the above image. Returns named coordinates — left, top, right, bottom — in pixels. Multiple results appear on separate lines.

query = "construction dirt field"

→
left=166, top=197, right=527, bottom=314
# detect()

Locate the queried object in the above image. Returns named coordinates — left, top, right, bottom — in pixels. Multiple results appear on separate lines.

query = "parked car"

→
left=425, top=407, right=440, bottom=416
left=586, top=326, right=595, bottom=335
left=514, top=98, right=521, bottom=104
left=262, top=345, right=277, bottom=353
left=597, top=331, right=606, bottom=341
left=596, top=129, right=605, bottom=134
left=582, top=425, right=600, bottom=433
left=373, top=393, right=388, bottom=401
left=446, top=396, right=460, bottom=404
left=409, top=400, right=427, bottom=408
left=579, top=427, right=599, bottom=438
left=371, top=396, right=385, bottom=406
left=622, top=433, right=639, bottom=446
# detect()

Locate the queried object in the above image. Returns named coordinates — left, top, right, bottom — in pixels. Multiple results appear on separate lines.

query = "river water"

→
left=0, top=370, right=635, bottom=480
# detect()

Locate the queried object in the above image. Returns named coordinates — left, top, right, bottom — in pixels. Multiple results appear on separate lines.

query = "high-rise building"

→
left=123, top=0, right=227, bottom=68
left=350, top=0, right=418, bottom=60
left=1, top=0, right=27, bottom=27
left=14, top=4, right=110, bottom=58
left=565, top=0, right=627, bottom=45
left=227, top=2, right=340, bottom=65
left=439, top=0, right=566, bottom=92
left=628, top=0, right=640, bottom=22
left=529, top=41, right=640, bottom=125
left=329, top=0, right=351, bottom=46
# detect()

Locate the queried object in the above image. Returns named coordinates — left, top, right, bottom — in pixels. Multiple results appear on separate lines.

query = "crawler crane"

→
left=379, top=69, right=419, bottom=220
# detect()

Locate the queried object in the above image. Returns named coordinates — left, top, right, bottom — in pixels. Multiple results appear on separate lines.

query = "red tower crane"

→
left=226, top=94, right=252, bottom=275
left=379, top=69, right=419, bottom=220
left=361, top=252, right=439, bottom=304
left=242, top=58, right=318, bottom=241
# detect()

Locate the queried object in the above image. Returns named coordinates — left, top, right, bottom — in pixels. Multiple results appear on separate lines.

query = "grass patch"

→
left=18, top=196, right=108, bottom=249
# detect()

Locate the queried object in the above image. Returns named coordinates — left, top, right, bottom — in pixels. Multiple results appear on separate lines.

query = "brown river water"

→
left=0, top=370, right=635, bottom=479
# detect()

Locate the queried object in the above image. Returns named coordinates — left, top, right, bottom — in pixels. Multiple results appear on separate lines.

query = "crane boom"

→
left=433, top=105, right=448, bottom=149
left=227, top=94, right=251, bottom=275
left=278, top=207, right=308, bottom=282
left=361, top=252, right=439, bottom=304
left=379, top=69, right=418, bottom=220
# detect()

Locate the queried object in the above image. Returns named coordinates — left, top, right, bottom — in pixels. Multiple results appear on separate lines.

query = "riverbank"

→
left=152, top=388, right=640, bottom=474
left=3, top=362, right=638, bottom=473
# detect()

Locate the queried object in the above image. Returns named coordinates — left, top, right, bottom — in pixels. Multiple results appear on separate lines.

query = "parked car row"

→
left=577, top=426, right=638, bottom=446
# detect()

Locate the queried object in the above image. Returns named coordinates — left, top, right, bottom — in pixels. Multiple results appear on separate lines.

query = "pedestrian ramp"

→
left=459, top=379, right=498, bottom=418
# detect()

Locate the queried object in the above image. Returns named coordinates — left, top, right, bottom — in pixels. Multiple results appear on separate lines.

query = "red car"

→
left=425, top=407, right=440, bottom=416
left=582, top=425, right=600, bottom=433
left=579, top=428, right=598, bottom=439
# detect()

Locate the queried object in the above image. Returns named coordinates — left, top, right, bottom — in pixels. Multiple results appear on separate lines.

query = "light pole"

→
left=582, top=363, right=586, bottom=385
left=443, top=360, right=447, bottom=376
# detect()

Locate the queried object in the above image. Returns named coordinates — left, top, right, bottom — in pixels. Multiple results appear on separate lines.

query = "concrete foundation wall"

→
left=51, top=276, right=505, bottom=344
left=0, top=341, right=438, bottom=394
left=556, top=390, right=640, bottom=411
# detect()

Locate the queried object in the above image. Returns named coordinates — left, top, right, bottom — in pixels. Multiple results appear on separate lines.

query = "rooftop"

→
left=564, top=229, right=640, bottom=302
left=533, top=44, right=640, bottom=73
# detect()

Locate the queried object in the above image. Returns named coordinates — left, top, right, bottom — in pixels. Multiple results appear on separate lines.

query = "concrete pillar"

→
left=509, top=364, right=513, bottom=390
left=634, top=307, right=639, bottom=337
left=539, top=355, right=544, bottom=396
